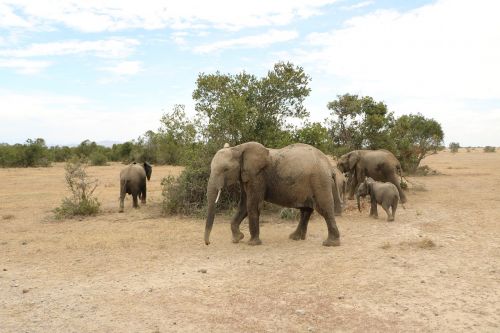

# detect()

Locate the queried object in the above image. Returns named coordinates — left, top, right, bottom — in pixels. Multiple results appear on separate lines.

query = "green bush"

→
left=54, top=159, right=100, bottom=219
left=89, top=151, right=108, bottom=166
left=484, top=146, right=496, bottom=153
left=161, top=145, right=240, bottom=216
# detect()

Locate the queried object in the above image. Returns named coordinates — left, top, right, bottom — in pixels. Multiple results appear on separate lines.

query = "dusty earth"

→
left=1, top=149, right=499, bottom=332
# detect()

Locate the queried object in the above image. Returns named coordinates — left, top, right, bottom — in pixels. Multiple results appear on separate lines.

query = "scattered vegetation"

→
left=484, top=146, right=496, bottom=153
left=53, top=159, right=100, bottom=219
left=449, top=142, right=460, bottom=153
left=3, top=62, right=447, bottom=216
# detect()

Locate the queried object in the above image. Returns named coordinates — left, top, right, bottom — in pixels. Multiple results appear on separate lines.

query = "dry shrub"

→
left=2, top=214, right=15, bottom=220
left=53, top=158, right=100, bottom=219
left=414, top=165, right=440, bottom=176
left=484, top=146, right=496, bottom=153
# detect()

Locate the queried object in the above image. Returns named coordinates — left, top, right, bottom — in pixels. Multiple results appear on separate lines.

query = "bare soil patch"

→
left=1, top=151, right=499, bottom=332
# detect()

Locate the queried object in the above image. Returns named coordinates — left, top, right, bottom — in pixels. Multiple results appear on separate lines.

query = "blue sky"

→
left=1, top=0, right=499, bottom=146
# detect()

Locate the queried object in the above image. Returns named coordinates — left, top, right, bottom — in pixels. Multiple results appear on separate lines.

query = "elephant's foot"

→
left=322, top=238, right=341, bottom=247
left=248, top=238, right=262, bottom=246
left=119, top=208, right=124, bottom=213
left=387, top=216, right=395, bottom=222
left=232, top=232, right=245, bottom=243
left=370, top=214, right=378, bottom=219
left=289, top=230, right=306, bottom=241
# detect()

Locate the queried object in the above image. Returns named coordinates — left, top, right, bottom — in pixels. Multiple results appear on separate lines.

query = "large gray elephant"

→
left=337, top=149, right=407, bottom=203
left=119, top=162, right=152, bottom=212
left=204, top=142, right=342, bottom=247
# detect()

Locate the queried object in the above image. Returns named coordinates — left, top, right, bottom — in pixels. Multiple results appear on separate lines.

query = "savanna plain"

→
left=0, top=149, right=499, bottom=332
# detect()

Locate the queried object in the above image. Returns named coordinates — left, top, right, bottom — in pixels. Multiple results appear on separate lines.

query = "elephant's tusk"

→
left=215, top=189, right=222, bottom=204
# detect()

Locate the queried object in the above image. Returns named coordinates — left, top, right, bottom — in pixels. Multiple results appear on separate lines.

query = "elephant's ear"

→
left=240, top=142, right=269, bottom=183
left=143, top=162, right=152, bottom=181
left=348, top=151, right=360, bottom=170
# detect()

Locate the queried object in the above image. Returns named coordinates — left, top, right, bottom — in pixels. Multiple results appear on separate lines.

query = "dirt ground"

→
left=1, top=149, right=499, bottom=332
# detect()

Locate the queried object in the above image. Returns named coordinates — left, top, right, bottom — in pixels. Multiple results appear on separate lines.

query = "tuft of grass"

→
left=380, top=242, right=391, bottom=250
left=2, top=214, right=15, bottom=220
left=53, top=158, right=100, bottom=220
left=400, top=238, right=436, bottom=249
left=484, top=146, right=496, bottom=153
left=280, top=208, right=299, bottom=220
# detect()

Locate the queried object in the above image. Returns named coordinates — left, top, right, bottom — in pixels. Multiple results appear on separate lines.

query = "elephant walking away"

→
left=337, top=149, right=407, bottom=203
left=204, top=142, right=343, bottom=247
left=356, top=177, right=399, bottom=221
left=119, top=162, right=152, bottom=212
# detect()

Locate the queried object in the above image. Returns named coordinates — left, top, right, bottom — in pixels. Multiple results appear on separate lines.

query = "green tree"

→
left=193, top=61, right=311, bottom=148
left=294, top=122, right=331, bottom=153
left=390, top=114, right=444, bottom=172
left=326, top=94, right=394, bottom=155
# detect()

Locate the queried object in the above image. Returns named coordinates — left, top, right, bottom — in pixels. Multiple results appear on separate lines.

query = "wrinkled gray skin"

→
left=119, top=162, right=152, bottom=212
left=337, top=149, right=407, bottom=204
left=356, top=177, right=399, bottom=221
left=204, top=142, right=342, bottom=247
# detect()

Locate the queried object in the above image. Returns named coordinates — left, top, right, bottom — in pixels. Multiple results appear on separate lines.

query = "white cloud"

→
left=0, top=38, right=140, bottom=58
left=300, top=0, right=500, bottom=100
left=0, top=90, right=160, bottom=144
left=0, top=58, right=51, bottom=74
left=341, top=1, right=374, bottom=10
left=0, top=0, right=339, bottom=32
left=100, top=61, right=143, bottom=75
left=195, top=30, right=299, bottom=53
left=0, top=2, right=32, bottom=28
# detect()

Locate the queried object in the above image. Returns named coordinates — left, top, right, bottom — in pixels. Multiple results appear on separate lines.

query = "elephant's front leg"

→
left=244, top=182, right=264, bottom=246
left=231, top=191, right=247, bottom=243
left=290, top=208, right=313, bottom=240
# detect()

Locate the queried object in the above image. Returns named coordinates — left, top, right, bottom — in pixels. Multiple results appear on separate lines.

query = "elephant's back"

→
left=120, top=164, right=146, bottom=180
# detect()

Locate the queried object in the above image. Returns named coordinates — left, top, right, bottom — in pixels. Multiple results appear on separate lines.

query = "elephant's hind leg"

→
left=382, top=203, right=393, bottom=221
left=132, top=193, right=139, bottom=208
left=315, top=196, right=340, bottom=247
left=140, top=184, right=147, bottom=204
left=231, top=192, right=248, bottom=243
left=289, top=207, right=313, bottom=241
left=390, top=199, right=398, bottom=221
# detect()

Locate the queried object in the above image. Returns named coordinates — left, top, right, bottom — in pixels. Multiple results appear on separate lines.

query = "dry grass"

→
left=2, top=214, right=15, bottom=220
left=399, top=237, right=436, bottom=249
left=380, top=242, right=391, bottom=250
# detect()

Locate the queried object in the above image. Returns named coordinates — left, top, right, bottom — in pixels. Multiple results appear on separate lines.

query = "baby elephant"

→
left=119, top=162, right=152, bottom=212
left=356, top=177, right=399, bottom=221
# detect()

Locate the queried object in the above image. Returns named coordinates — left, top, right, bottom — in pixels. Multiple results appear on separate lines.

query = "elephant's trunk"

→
left=204, top=179, right=219, bottom=245
left=356, top=192, right=361, bottom=212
